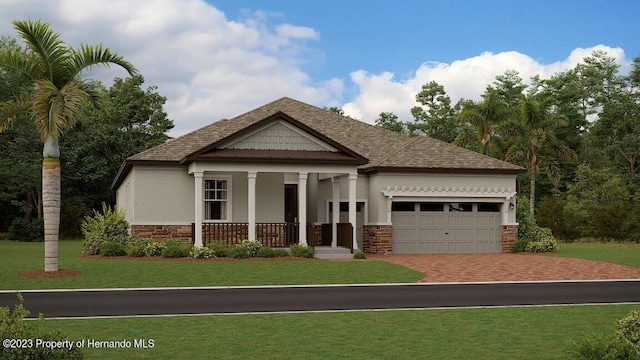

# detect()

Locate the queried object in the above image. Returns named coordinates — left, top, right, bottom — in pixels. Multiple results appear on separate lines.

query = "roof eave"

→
left=361, top=166, right=526, bottom=175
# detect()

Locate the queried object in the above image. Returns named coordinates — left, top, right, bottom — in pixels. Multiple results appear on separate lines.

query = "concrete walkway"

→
left=368, top=253, right=640, bottom=283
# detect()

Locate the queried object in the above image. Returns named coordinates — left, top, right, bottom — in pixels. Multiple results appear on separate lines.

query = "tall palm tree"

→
left=502, top=95, right=577, bottom=216
left=454, top=89, right=510, bottom=159
left=0, top=20, right=137, bottom=272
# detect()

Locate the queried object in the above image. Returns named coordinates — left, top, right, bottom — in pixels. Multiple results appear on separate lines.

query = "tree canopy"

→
left=374, top=50, right=640, bottom=238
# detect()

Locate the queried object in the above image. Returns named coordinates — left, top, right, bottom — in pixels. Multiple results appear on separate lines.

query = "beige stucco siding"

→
left=115, top=169, right=134, bottom=223
left=367, top=174, right=381, bottom=223
left=256, top=172, right=285, bottom=223
left=132, top=166, right=194, bottom=223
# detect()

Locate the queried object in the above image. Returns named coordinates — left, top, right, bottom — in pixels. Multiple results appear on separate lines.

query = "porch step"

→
left=314, top=246, right=353, bottom=259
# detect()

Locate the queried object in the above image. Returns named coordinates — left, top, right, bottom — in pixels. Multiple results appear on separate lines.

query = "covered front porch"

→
left=188, top=162, right=360, bottom=252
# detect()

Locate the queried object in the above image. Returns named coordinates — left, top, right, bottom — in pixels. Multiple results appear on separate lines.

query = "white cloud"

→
left=0, top=0, right=632, bottom=137
left=276, top=23, right=319, bottom=40
left=0, top=0, right=340, bottom=136
left=342, top=45, right=630, bottom=124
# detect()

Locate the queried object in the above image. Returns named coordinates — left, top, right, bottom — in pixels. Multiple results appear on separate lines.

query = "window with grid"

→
left=204, top=179, right=228, bottom=221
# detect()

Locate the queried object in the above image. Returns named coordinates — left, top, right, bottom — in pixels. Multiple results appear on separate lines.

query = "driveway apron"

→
left=368, top=253, right=640, bottom=283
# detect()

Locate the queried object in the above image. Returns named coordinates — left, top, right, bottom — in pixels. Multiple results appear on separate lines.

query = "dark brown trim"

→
left=361, top=166, right=526, bottom=175
left=190, top=149, right=362, bottom=164
left=180, top=112, right=368, bottom=165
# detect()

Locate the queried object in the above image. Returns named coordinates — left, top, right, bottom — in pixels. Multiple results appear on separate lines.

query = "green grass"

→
left=7, top=241, right=640, bottom=358
left=40, top=304, right=640, bottom=359
left=552, top=242, right=640, bottom=268
left=0, top=240, right=423, bottom=290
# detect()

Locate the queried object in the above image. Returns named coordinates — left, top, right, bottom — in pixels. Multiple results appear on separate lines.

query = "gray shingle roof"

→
left=114, top=97, right=523, bottom=188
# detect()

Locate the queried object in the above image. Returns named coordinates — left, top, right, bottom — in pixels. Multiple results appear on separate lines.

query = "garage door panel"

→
left=392, top=202, right=502, bottom=254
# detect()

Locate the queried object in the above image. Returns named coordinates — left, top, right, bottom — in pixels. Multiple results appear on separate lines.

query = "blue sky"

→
left=1, top=0, right=638, bottom=135
left=212, top=0, right=639, bottom=78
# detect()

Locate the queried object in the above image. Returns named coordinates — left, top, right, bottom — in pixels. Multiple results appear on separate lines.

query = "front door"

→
left=284, top=184, right=298, bottom=244
left=284, top=184, right=298, bottom=223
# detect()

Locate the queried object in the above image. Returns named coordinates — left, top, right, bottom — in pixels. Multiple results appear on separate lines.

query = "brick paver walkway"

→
left=368, top=253, right=640, bottom=283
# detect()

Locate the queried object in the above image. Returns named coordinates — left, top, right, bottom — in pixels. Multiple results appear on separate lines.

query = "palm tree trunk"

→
left=43, top=157, right=60, bottom=272
left=529, top=172, right=536, bottom=218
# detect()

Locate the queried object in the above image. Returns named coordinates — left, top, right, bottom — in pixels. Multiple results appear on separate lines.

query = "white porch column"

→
left=348, top=172, right=358, bottom=251
left=193, top=171, right=204, bottom=247
left=502, top=197, right=511, bottom=225
left=386, top=195, right=393, bottom=224
left=247, top=171, right=257, bottom=241
left=298, top=172, right=308, bottom=245
left=331, top=177, right=340, bottom=247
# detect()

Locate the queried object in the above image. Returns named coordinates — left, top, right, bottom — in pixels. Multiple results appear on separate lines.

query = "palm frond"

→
left=70, top=43, right=138, bottom=78
left=76, top=80, right=107, bottom=112
left=0, top=96, right=32, bottom=132
left=0, top=46, right=43, bottom=80
left=12, top=19, right=71, bottom=83
left=31, top=79, right=88, bottom=140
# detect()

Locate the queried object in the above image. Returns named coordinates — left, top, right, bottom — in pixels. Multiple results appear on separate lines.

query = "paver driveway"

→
left=368, top=253, right=640, bottom=283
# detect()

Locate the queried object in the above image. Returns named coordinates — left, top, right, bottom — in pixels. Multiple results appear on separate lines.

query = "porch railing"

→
left=337, top=223, right=354, bottom=253
left=193, top=223, right=302, bottom=247
left=318, top=223, right=354, bottom=253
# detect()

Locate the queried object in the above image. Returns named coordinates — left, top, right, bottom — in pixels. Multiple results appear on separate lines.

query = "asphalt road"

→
left=1, top=281, right=639, bottom=318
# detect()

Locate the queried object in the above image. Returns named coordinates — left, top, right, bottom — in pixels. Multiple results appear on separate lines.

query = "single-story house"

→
left=112, top=97, right=524, bottom=254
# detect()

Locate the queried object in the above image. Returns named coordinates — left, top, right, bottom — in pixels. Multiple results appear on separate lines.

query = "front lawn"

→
left=0, top=240, right=423, bottom=290
left=552, top=242, right=640, bottom=268
left=42, top=304, right=640, bottom=359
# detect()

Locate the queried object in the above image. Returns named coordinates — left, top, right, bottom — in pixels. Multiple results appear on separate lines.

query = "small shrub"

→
left=516, top=196, right=536, bottom=241
left=190, top=246, right=216, bottom=259
left=126, top=244, right=146, bottom=257
left=526, top=238, right=559, bottom=253
left=164, top=238, right=183, bottom=247
left=0, top=294, right=84, bottom=359
left=127, top=234, right=150, bottom=247
left=143, top=242, right=165, bottom=257
left=256, top=246, right=276, bottom=258
left=161, top=240, right=191, bottom=258
left=7, top=218, right=44, bottom=242
left=240, top=239, right=262, bottom=257
left=510, top=239, right=529, bottom=253
left=81, top=203, right=129, bottom=255
left=125, top=235, right=150, bottom=257
left=206, top=242, right=233, bottom=257
left=99, top=241, right=126, bottom=256
left=228, top=245, right=251, bottom=259
left=290, top=244, right=314, bottom=258
left=525, top=227, right=559, bottom=253
left=570, top=334, right=638, bottom=360
left=570, top=309, right=640, bottom=359
left=617, top=310, right=640, bottom=350
left=353, top=251, right=367, bottom=259
left=273, top=249, right=290, bottom=257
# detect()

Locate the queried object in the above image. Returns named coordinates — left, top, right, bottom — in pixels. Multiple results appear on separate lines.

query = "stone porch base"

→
left=501, top=224, right=519, bottom=253
left=363, top=225, right=392, bottom=254
left=131, top=224, right=193, bottom=244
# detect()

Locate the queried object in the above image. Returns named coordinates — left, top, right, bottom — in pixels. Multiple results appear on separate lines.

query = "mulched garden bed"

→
left=80, top=255, right=311, bottom=262
left=19, top=269, right=83, bottom=278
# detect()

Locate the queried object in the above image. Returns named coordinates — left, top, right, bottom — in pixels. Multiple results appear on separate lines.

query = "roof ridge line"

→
left=372, top=135, right=423, bottom=166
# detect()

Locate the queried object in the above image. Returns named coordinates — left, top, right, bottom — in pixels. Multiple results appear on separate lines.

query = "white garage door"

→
left=391, top=202, right=502, bottom=254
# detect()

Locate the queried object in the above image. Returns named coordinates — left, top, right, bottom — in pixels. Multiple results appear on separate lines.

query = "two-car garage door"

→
left=391, top=202, right=502, bottom=254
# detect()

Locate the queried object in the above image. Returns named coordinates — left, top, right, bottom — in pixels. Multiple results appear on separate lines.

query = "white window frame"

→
left=203, top=175, right=232, bottom=222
